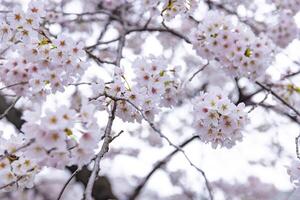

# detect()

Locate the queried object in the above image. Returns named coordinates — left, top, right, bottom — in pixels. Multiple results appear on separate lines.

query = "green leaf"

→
left=244, top=48, right=252, bottom=57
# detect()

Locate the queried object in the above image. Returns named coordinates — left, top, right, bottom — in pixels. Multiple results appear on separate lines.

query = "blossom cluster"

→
left=0, top=53, right=181, bottom=191
left=1, top=0, right=299, bottom=196
left=0, top=170, right=82, bottom=200
left=20, top=104, right=101, bottom=169
left=140, top=0, right=194, bottom=21
left=192, top=87, right=248, bottom=148
left=161, top=0, right=193, bottom=20
left=0, top=102, right=102, bottom=190
left=0, top=1, right=87, bottom=101
left=191, top=11, right=275, bottom=80
left=103, top=56, right=181, bottom=122
left=0, top=134, right=39, bottom=192
left=267, top=0, right=300, bottom=14
left=266, top=11, right=298, bottom=48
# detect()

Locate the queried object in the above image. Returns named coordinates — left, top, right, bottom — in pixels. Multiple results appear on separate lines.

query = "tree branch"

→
left=102, top=93, right=214, bottom=200
left=128, top=135, right=199, bottom=200
left=57, top=168, right=80, bottom=200
left=0, top=96, right=21, bottom=121
left=256, top=81, right=300, bottom=117
left=83, top=101, right=117, bottom=200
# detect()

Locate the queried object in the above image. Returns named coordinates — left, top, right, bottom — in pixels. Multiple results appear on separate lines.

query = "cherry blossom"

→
left=0, top=0, right=299, bottom=199
left=192, top=87, right=249, bottom=148
left=0, top=134, right=39, bottom=192
left=267, top=0, right=300, bottom=14
left=266, top=11, right=298, bottom=48
left=0, top=2, right=90, bottom=99
left=162, top=0, right=192, bottom=20
left=108, top=56, right=181, bottom=122
left=191, top=11, right=275, bottom=80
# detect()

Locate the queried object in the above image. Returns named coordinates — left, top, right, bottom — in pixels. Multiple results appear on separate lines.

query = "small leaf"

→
left=244, top=48, right=252, bottom=57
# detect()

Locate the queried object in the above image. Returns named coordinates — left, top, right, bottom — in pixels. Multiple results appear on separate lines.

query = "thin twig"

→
left=256, top=81, right=300, bottom=117
left=127, top=27, right=191, bottom=44
left=248, top=91, right=270, bottom=113
left=280, top=70, right=300, bottom=81
left=0, top=82, right=28, bottom=91
left=189, top=62, right=209, bottom=82
left=85, top=37, right=120, bottom=50
left=128, top=135, right=199, bottom=200
left=85, top=50, right=116, bottom=65
left=57, top=168, right=80, bottom=200
left=258, top=103, right=300, bottom=124
left=0, top=176, right=23, bottom=191
left=55, top=10, right=122, bottom=22
left=111, top=130, right=124, bottom=142
left=162, top=20, right=191, bottom=43
left=296, top=134, right=300, bottom=160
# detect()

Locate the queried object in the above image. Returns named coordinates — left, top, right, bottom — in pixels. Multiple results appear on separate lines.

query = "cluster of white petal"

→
left=0, top=102, right=102, bottom=190
left=0, top=169, right=83, bottom=199
left=0, top=1, right=88, bottom=101
left=0, top=134, right=39, bottom=192
left=20, top=104, right=101, bottom=169
left=192, top=87, right=249, bottom=148
left=266, top=11, right=299, bottom=48
left=103, top=56, right=181, bottom=122
left=191, top=11, right=275, bottom=80
left=267, top=0, right=300, bottom=14
left=161, top=0, right=193, bottom=20
left=139, top=0, right=195, bottom=20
